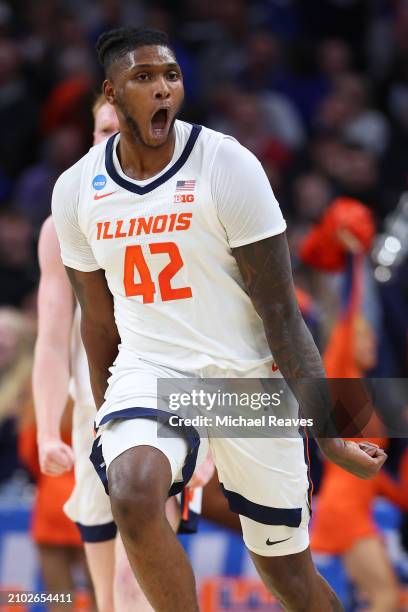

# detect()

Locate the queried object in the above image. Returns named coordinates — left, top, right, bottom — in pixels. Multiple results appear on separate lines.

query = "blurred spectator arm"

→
left=32, top=217, right=74, bottom=458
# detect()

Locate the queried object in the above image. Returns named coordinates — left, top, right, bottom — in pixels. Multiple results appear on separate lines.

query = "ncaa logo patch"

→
left=92, top=175, right=107, bottom=190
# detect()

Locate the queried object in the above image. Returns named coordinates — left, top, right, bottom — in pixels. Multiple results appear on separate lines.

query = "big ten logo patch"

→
left=200, top=578, right=279, bottom=611
left=174, top=193, right=195, bottom=204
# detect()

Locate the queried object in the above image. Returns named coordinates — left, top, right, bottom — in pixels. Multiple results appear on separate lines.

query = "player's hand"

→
left=188, top=451, right=215, bottom=488
left=318, top=438, right=387, bottom=479
left=38, top=437, right=75, bottom=476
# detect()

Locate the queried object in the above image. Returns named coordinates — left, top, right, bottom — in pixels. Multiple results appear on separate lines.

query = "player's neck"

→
left=117, top=128, right=176, bottom=181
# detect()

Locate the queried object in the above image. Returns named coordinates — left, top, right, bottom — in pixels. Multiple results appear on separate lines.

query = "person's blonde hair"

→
left=0, top=308, right=35, bottom=420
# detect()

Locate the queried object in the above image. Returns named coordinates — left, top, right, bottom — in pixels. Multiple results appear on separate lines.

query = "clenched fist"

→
left=38, top=437, right=75, bottom=476
left=318, top=438, right=387, bottom=479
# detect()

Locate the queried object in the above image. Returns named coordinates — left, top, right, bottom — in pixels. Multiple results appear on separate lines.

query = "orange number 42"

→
left=124, top=242, right=192, bottom=303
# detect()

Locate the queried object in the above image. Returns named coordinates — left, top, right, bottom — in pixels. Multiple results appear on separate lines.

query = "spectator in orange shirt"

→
left=300, top=198, right=404, bottom=611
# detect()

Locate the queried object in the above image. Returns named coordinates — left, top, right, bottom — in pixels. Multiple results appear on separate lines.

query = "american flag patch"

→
left=176, top=180, right=196, bottom=192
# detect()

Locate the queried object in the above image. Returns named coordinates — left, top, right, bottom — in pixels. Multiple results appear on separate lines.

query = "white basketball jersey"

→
left=53, top=120, right=287, bottom=375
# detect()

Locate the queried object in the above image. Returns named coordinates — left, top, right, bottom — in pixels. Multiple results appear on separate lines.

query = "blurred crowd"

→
left=0, top=0, right=408, bottom=608
left=0, top=0, right=407, bottom=357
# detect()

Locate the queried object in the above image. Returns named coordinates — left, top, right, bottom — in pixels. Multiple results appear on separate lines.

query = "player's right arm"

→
left=64, top=267, right=119, bottom=408
left=212, top=137, right=386, bottom=480
left=33, top=216, right=75, bottom=475
left=51, top=162, right=120, bottom=410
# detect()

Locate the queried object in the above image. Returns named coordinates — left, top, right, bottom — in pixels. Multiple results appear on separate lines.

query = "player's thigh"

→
left=343, top=536, right=399, bottom=596
left=84, top=539, right=115, bottom=611
left=209, top=435, right=310, bottom=557
left=102, top=417, right=189, bottom=488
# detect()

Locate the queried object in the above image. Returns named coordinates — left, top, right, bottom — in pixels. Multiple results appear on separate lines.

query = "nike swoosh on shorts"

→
left=266, top=537, right=292, bottom=546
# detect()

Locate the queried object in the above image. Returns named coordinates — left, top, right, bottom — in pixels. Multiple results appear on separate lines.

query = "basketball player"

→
left=34, top=95, right=202, bottom=612
left=52, top=27, right=387, bottom=612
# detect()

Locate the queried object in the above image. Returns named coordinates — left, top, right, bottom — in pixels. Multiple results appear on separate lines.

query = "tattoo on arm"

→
left=233, top=233, right=325, bottom=380
left=233, top=233, right=337, bottom=437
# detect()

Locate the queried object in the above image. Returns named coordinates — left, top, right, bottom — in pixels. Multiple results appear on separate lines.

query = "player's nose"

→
left=154, top=76, right=171, bottom=99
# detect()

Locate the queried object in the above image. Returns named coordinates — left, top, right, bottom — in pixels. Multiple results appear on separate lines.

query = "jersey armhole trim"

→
left=61, top=258, right=101, bottom=273
left=228, top=223, right=287, bottom=249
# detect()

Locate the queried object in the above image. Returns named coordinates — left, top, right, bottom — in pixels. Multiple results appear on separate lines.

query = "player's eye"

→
left=135, top=73, right=150, bottom=81
left=167, top=71, right=180, bottom=81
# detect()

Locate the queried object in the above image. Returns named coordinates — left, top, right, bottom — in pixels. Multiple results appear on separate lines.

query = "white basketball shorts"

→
left=92, top=360, right=311, bottom=557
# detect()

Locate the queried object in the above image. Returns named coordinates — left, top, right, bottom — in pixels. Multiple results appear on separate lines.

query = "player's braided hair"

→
left=96, top=27, right=174, bottom=74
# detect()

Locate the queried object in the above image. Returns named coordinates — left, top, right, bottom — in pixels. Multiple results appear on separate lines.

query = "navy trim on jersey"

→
left=302, top=430, right=314, bottom=516
left=76, top=520, right=117, bottom=543
left=178, top=487, right=201, bottom=534
left=104, top=124, right=202, bottom=195
left=220, top=484, right=302, bottom=527
left=90, top=407, right=200, bottom=498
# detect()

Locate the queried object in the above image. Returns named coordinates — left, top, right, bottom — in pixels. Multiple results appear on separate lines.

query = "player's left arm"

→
left=232, top=232, right=386, bottom=479
left=212, top=136, right=386, bottom=480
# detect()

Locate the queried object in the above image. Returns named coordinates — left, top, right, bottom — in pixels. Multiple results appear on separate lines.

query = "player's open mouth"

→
left=151, top=108, right=169, bottom=135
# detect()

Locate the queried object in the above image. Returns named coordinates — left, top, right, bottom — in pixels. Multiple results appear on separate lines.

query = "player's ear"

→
left=103, top=80, right=115, bottom=105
